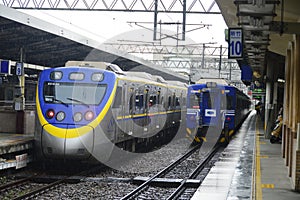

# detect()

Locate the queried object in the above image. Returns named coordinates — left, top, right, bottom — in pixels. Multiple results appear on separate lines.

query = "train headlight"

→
left=50, top=71, right=62, bottom=80
left=73, top=112, right=83, bottom=122
left=85, top=111, right=94, bottom=121
left=92, top=73, right=104, bottom=82
left=46, top=109, right=55, bottom=119
left=56, top=111, right=65, bottom=121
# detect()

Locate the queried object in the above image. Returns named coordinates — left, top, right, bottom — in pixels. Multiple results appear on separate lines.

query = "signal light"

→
left=226, top=116, right=231, bottom=122
left=46, top=109, right=55, bottom=119
left=85, top=111, right=94, bottom=121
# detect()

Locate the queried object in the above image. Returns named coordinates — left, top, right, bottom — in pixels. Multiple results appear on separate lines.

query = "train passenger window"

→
left=172, top=94, right=176, bottom=108
left=168, top=96, right=172, bottom=109
left=145, top=91, right=149, bottom=110
left=182, top=97, right=186, bottom=106
left=149, top=95, right=157, bottom=107
left=135, top=95, right=144, bottom=109
left=112, top=86, right=122, bottom=108
left=149, top=98, right=153, bottom=107
left=157, top=91, right=161, bottom=104
left=129, top=94, right=134, bottom=114
left=149, top=96, right=153, bottom=107
left=175, top=97, right=180, bottom=107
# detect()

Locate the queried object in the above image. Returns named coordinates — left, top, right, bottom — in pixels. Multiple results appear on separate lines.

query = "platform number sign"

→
left=228, top=28, right=243, bottom=59
left=16, top=62, right=23, bottom=76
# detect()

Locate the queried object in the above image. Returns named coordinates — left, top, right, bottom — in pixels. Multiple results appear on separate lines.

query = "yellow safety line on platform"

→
left=256, top=117, right=263, bottom=200
left=260, top=141, right=267, bottom=144
left=262, top=184, right=275, bottom=189
left=259, top=155, right=269, bottom=159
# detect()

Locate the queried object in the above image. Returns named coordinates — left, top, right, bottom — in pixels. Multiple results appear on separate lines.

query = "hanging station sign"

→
left=228, top=28, right=243, bottom=59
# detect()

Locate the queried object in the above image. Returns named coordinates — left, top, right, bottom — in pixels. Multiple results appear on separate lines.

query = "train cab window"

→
left=189, top=94, right=200, bottom=109
left=112, top=86, right=122, bottom=108
left=203, top=92, right=212, bottom=109
left=226, top=95, right=234, bottom=109
left=43, top=82, right=107, bottom=105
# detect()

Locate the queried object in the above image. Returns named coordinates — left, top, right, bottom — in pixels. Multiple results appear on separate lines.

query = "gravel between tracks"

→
left=33, top=137, right=193, bottom=199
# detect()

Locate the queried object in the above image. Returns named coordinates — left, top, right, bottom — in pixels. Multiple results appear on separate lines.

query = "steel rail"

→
left=166, top=145, right=222, bottom=199
left=120, top=143, right=201, bottom=200
left=11, top=165, right=104, bottom=200
left=0, top=174, right=38, bottom=191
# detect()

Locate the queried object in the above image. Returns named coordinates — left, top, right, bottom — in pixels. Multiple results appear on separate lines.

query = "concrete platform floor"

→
left=192, top=111, right=300, bottom=199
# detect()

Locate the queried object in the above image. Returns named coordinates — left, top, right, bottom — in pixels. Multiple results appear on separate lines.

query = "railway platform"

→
left=0, top=133, right=34, bottom=170
left=191, top=110, right=300, bottom=200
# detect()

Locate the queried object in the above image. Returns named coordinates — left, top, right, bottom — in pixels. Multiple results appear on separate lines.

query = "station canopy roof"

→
left=0, top=4, right=188, bottom=82
left=215, top=0, right=300, bottom=81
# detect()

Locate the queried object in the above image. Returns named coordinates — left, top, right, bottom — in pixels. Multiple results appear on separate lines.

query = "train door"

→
left=201, top=89, right=222, bottom=127
left=128, top=85, right=136, bottom=136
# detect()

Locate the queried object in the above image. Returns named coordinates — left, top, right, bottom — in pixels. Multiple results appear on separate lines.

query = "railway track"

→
left=121, top=143, right=223, bottom=199
left=0, top=165, right=104, bottom=200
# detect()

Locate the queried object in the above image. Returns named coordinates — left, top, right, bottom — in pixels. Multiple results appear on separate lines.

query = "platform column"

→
left=294, top=35, right=300, bottom=190
left=264, top=55, right=276, bottom=138
left=15, top=47, right=25, bottom=134
left=283, top=47, right=291, bottom=159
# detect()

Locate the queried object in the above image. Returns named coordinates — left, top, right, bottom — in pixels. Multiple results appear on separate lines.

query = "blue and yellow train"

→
left=186, top=79, right=251, bottom=144
left=34, top=61, right=187, bottom=163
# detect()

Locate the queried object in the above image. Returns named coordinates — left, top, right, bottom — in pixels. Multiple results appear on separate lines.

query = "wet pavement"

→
left=192, top=111, right=300, bottom=199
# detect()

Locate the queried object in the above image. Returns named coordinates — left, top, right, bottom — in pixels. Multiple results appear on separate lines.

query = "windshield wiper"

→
left=67, top=97, right=90, bottom=108
left=53, top=98, right=69, bottom=107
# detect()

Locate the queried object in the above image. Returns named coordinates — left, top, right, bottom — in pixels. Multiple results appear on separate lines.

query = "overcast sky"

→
left=21, top=6, right=228, bottom=47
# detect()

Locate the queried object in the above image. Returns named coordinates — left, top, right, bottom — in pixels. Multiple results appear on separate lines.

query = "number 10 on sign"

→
left=228, top=28, right=243, bottom=59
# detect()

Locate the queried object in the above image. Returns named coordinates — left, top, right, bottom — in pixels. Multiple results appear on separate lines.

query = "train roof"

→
left=152, top=75, right=167, bottom=83
left=65, top=60, right=187, bottom=88
left=125, top=71, right=154, bottom=81
left=167, top=80, right=188, bottom=88
left=65, top=60, right=124, bottom=74
left=195, top=78, right=229, bottom=85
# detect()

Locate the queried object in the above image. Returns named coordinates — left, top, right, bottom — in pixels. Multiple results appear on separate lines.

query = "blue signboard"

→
left=228, top=28, right=243, bottom=59
left=0, top=60, right=11, bottom=74
left=241, top=65, right=252, bottom=85
left=16, top=62, right=23, bottom=76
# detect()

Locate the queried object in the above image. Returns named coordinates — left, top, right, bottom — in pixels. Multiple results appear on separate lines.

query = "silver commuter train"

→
left=34, top=61, right=187, bottom=163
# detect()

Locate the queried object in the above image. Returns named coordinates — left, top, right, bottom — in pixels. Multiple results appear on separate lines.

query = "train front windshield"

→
left=189, top=94, right=200, bottom=109
left=43, top=82, right=107, bottom=105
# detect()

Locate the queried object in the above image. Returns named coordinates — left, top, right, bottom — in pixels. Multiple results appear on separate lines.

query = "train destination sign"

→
left=228, top=28, right=243, bottom=59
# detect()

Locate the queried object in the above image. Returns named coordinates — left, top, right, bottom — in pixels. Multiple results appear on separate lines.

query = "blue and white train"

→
left=34, top=61, right=187, bottom=163
left=186, top=79, right=251, bottom=144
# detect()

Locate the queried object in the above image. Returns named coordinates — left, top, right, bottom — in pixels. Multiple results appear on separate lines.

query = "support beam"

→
left=270, top=21, right=300, bottom=34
